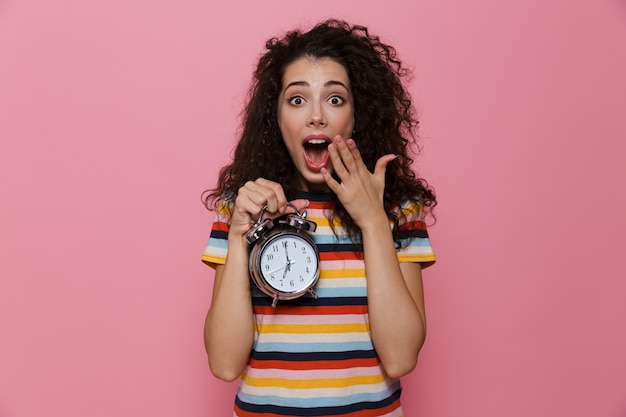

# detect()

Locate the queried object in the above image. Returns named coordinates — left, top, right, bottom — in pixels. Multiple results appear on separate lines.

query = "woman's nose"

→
left=308, top=103, right=326, bottom=127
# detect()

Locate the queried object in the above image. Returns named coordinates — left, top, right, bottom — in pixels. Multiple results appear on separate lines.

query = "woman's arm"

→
left=321, top=135, right=427, bottom=378
left=360, top=216, right=426, bottom=379
left=203, top=179, right=309, bottom=381
left=204, top=237, right=255, bottom=382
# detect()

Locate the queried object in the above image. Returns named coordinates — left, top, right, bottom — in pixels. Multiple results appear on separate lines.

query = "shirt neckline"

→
left=298, top=191, right=334, bottom=202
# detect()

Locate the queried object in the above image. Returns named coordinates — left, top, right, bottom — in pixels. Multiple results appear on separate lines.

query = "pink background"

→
left=1, top=0, right=625, bottom=416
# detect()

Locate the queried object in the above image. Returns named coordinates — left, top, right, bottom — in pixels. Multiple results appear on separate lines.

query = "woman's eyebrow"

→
left=283, top=80, right=350, bottom=91
left=324, top=80, right=349, bottom=90
left=284, top=81, right=309, bottom=90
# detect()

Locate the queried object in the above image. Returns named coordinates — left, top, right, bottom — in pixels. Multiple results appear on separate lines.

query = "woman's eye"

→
left=289, top=96, right=305, bottom=106
left=328, top=96, right=344, bottom=105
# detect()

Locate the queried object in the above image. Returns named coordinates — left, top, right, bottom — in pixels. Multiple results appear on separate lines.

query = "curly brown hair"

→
left=203, top=19, right=436, bottom=241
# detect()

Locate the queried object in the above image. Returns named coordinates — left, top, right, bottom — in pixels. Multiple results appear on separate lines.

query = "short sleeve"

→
left=201, top=200, right=232, bottom=268
left=394, top=200, right=436, bottom=268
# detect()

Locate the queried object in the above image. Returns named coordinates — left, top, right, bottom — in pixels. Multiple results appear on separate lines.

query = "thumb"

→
left=374, top=154, right=398, bottom=179
left=283, top=198, right=310, bottom=214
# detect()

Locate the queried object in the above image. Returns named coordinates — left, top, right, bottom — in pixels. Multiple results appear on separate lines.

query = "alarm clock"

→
left=246, top=204, right=320, bottom=307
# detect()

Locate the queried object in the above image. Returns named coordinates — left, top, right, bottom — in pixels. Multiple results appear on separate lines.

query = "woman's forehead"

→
left=281, top=57, right=350, bottom=89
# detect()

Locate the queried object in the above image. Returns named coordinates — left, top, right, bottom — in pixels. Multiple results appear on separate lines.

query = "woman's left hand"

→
left=321, top=135, right=396, bottom=229
left=322, top=135, right=426, bottom=378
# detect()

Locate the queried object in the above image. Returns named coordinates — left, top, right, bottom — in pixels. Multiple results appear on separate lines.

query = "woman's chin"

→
left=298, top=171, right=331, bottom=192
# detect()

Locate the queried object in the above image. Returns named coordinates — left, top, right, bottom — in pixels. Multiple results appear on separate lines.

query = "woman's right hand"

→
left=207, top=176, right=310, bottom=381
left=228, top=178, right=310, bottom=239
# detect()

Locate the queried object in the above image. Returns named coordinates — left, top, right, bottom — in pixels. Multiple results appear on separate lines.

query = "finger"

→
left=252, top=178, right=288, bottom=214
left=345, top=138, right=369, bottom=175
left=237, top=181, right=266, bottom=210
left=327, top=142, right=347, bottom=179
left=235, top=180, right=283, bottom=222
left=284, top=198, right=310, bottom=214
left=333, top=135, right=357, bottom=173
left=328, top=137, right=355, bottom=181
left=373, top=154, right=398, bottom=181
left=320, top=166, right=342, bottom=194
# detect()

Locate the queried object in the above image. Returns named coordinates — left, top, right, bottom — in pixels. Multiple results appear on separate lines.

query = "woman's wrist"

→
left=228, top=231, right=250, bottom=250
left=357, top=208, right=391, bottom=236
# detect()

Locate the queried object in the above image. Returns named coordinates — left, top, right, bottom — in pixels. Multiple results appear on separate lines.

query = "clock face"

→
left=259, top=234, right=319, bottom=293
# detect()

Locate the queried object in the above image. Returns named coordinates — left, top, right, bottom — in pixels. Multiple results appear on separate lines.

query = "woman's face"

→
left=278, top=56, right=354, bottom=192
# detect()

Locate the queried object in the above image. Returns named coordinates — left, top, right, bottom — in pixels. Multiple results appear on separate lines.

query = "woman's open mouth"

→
left=303, top=137, right=331, bottom=172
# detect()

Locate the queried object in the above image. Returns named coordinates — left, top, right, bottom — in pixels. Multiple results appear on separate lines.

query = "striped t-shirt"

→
left=202, top=192, right=435, bottom=417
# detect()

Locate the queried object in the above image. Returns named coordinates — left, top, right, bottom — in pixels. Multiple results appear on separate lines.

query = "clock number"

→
left=266, top=253, right=274, bottom=261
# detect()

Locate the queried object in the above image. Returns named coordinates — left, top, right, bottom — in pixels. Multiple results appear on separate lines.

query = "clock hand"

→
left=266, top=264, right=286, bottom=275
left=284, top=244, right=291, bottom=266
left=283, top=243, right=292, bottom=275
left=282, top=258, right=297, bottom=279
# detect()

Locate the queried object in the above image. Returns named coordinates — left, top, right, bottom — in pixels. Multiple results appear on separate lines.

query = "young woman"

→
left=202, top=19, right=436, bottom=417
